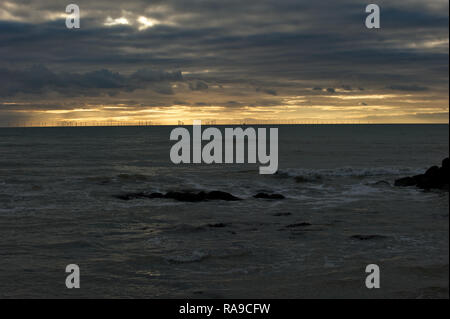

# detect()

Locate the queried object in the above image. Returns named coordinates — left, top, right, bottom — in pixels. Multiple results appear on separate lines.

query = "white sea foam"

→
left=278, top=166, right=426, bottom=178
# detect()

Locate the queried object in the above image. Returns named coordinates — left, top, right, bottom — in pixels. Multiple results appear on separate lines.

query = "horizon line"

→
left=1, top=123, right=449, bottom=128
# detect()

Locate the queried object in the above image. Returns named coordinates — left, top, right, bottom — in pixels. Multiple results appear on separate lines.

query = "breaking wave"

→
left=277, top=166, right=426, bottom=179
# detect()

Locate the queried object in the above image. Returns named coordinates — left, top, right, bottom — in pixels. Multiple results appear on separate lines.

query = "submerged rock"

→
left=203, top=191, right=241, bottom=201
left=394, top=176, right=418, bottom=187
left=115, top=191, right=241, bottom=202
left=394, top=158, right=449, bottom=191
left=295, top=175, right=321, bottom=183
left=253, top=193, right=285, bottom=200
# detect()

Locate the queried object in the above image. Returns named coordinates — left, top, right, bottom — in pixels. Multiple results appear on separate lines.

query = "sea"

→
left=0, top=124, right=448, bottom=298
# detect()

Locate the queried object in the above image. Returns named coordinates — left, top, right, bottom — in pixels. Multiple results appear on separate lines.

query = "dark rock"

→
left=416, top=176, right=439, bottom=190
left=394, top=176, right=418, bottom=187
left=253, top=193, right=285, bottom=200
left=439, top=165, right=449, bottom=184
left=204, top=191, right=241, bottom=201
left=394, top=158, right=449, bottom=191
left=164, top=191, right=205, bottom=202
left=115, top=191, right=241, bottom=202
left=442, top=157, right=449, bottom=169
left=425, top=166, right=440, bottom=178
left=350, top=235, right=387, bottom=241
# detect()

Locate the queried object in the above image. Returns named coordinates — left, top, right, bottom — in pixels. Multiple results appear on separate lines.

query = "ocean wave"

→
left=277, top=166, right=425, bottom=179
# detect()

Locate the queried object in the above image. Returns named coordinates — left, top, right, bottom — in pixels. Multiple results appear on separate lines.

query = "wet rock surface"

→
left=115, top=191, right=289, bottom=202
left=253, top=193, right=286, bottom=200
left=395, top=158, right=449, bottom=191
left=114, top=191, right=242, bottom=202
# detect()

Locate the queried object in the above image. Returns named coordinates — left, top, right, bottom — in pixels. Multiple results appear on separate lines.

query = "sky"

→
left=0, top=0, right=448, bottom=126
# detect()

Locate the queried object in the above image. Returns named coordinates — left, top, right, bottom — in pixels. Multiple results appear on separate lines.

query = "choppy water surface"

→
left=0, top=125, right=448, bottom=298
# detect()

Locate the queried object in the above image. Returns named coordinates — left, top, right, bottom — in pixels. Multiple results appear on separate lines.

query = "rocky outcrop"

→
left=115, top=190, right=289, bottom=202
left=165, top=191, right=241, bottom=202
left=395, top=158, right=449, bottom=191
left=114, top=191, right=241, bottom=202
left=204, top=191, right=242, bottom=201
left=253, top=193, right=286, bottom=200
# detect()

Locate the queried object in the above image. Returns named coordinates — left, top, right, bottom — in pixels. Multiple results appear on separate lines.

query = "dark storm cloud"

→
left=0, top=65, right=182, bottom=97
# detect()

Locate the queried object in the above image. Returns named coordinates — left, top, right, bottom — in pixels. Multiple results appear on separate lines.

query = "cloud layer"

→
left=0, top=0, right=448, bottom=124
